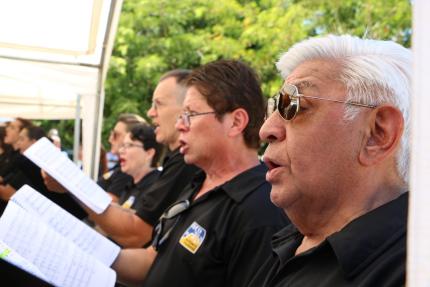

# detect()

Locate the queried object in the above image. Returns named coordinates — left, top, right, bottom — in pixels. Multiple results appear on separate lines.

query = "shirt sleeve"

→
left=97, top=168, right=132, bottom=198
left=3, top=170, right=28, bottom=190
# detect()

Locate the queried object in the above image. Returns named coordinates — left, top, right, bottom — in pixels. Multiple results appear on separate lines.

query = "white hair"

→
left=276, top=34, right=412, bottom=184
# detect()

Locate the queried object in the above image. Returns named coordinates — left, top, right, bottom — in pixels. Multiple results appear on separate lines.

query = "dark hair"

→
left=159, top=69, right=191, bottom=103
left=24, top=125, right=46, bottom=141
left=0, top=126, right=5, bottom=145
left=0, top=126, right=12, bottom=152
left=129, top=123, right=163, bottom=167
left=186, top=60, right=265, bottom=149
left=16, top=117, right=33, bottom=131
left=117, top=113, right=147, bottom=132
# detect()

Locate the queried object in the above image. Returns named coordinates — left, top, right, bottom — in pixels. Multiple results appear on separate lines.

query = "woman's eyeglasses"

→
left=266, top=83, right=376, bottom=121
left=152, top=200, right=190, bottom=250
left=119, top=142, right=144, bottom=150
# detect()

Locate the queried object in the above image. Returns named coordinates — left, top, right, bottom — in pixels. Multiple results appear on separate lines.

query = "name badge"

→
left=179, top=221, right=206, bottom=254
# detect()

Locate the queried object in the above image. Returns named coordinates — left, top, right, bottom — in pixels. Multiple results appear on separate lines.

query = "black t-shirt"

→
left=0, top=149, right=20, bottom=178
left=118, top=169, right=160, bottom=210
left=2, top=154, right=87, bottom=220
left=135, top=148, right=199, bottom=226
left=251, top=193, right=408, bottom=287
left=142, top=163, right=290, bottom=287
left=97, top=164, right=133, bottom=198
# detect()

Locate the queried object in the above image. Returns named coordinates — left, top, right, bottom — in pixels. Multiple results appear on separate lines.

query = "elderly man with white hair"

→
left=251, top=34, right=410, bottom=286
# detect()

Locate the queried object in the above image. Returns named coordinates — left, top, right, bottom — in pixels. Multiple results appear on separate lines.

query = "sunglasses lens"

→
left=285, top=100, right=298, bottom=120
left=277, top=91, right=294, bottom=120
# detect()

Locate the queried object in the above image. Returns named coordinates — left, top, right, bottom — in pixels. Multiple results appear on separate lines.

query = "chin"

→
left=183, top=153, right=197, bottom=165
left=269, top=185, right=290, bottom=208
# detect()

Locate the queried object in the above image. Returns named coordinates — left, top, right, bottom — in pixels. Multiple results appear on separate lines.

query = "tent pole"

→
left=73, top=94, right=81, bottom=163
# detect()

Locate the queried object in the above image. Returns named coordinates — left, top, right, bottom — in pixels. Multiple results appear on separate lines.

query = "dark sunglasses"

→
left=152, top=200, right=190, bottom=251
left=267, top=83, right=376, bottom=121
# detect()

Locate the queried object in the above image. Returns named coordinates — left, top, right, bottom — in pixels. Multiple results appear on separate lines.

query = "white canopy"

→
left=0, top=0, right=123, bottom=178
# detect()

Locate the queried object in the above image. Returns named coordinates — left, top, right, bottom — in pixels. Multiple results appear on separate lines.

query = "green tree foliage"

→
left=103, top=0, right=413, bottom=146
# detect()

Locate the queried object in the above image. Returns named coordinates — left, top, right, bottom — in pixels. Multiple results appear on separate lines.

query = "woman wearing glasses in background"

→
left=116, top=124, right=163, bottom=212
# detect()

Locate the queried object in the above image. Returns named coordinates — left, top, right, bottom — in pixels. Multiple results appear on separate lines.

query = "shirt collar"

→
left=327, top=192, right=408, bottom=278
left=184, top=162, right=268, bottom=203
left=163, top=148, right=181, bottom=165
left=271, top=224, right=303, bottom=267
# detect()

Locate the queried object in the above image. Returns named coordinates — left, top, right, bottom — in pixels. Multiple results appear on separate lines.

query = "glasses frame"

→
left=177, top=111, right=216, bottom=128
left=119, top=142, right=144, bottom=150
left=152, top=200, right=190, bottom=250
left=267, top=83, right=377, bottom=121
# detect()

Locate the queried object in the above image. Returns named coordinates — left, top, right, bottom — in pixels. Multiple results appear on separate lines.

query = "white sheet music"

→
left=0, top=240, right=48, bottom=282
left=0, top=202, right=116, bottom=287
left=23, top=137, right=111, bottom=214
left=11, top=185, right=120, bottom=266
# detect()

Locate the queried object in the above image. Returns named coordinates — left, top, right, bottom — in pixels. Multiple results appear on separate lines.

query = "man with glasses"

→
left=44, top=70, right=200, bottom=248
left=250, top=34, right=410, bottom=286
left=89, top=70, right=199, bottom=247
left=112, top=60, right=289, bottom=286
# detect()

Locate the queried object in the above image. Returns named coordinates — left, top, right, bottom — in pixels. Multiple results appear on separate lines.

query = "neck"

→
left=291, top=179, right=404, bottom=255
left=195, top=146, right=259, bottom=198
left=12, top=142, right=19, bottom=150
left=169, top=140, right=181, bottom=151
left=131, top=166, right=153, bottom=184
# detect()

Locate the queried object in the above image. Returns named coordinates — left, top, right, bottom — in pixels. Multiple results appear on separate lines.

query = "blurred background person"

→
left=0, top=124, right=87, bottom=219
left=0, top=117, right=33, bottom=202
left=117, top=124, right=162, bottom=210
left=0, top=124, right=13, bottom=213
left=0, top=124, right=13, bottom=181
left=98, top=113, right=149, bottom=203
left=47, top=128, right=61, bottom=149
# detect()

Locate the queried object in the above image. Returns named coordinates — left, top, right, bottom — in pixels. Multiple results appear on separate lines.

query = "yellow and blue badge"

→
left=179, top=221, right=206, bottom=254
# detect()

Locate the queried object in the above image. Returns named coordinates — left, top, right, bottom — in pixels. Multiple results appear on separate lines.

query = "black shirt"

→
left=142, top=163, right=290, bottom=287
left=135, top=148, right=199, bottom=226
left=118, top=169, right=160, bottom=210
left=0, top=149, right=20, bottom=178
left=252, top=193, right=407, bottom=287
left=0, top=146, right=15, bottom=177
left=2, top=153, right=87, bottom=220
left=97, top=164, right=133, bottom=199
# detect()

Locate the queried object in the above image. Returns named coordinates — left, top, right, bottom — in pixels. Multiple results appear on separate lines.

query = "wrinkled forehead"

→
left=284, top=60, right=344, bottom=94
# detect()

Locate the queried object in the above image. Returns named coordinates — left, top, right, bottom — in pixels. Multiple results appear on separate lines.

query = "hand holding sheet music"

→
left=24, top=137, right=111, bottom=214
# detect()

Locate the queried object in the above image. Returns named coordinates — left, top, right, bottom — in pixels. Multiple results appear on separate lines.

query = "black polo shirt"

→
left=118, top=169, right=160, bottom=210
left=142, top=163, right=289, bottom=287
left=0, top=149, right=19, bottom=178
left=0, top=146, right=16, bottom=177
left=97, top=164, right=133, bottom=199
left=135, top=148, right=199, bottom=226
left=251, top=192, right=407, bottom=287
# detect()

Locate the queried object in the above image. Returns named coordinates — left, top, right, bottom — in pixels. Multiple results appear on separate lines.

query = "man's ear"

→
left=227, top=108, right=249, bottom=137
left=359, top=105, right=404, bottom=166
